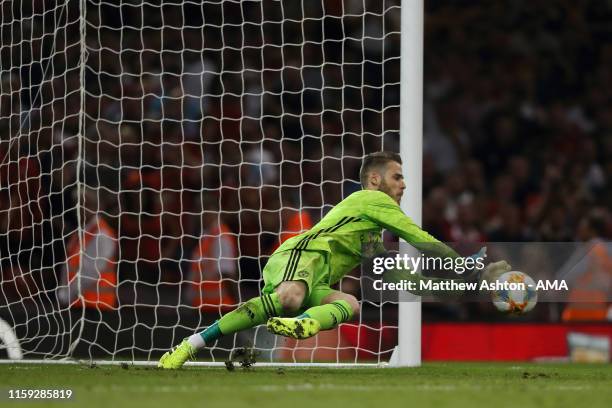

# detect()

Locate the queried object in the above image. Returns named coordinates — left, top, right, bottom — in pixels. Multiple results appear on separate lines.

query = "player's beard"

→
left=378, top=179, right=399, bottom=203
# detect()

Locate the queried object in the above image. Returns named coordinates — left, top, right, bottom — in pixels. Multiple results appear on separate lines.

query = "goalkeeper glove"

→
left=481, top=260, right=512, bottom=283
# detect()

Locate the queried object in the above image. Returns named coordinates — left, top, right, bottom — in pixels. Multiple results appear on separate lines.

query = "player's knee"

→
left=276, top=282, right=306, bottom=313
left=278, top=291, right=304, bottom=313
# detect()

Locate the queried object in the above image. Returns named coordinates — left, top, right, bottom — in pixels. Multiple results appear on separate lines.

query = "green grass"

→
left=1, top=362, right=611, bottom=408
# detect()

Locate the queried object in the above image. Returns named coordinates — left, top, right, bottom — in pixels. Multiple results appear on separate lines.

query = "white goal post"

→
left=394, top=0, right=423, bottom=368
left=0, top=0, right=421, bottom=366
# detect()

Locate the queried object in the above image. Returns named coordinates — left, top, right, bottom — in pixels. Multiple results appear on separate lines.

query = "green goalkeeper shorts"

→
left=262, top=249, right=335, bottom=308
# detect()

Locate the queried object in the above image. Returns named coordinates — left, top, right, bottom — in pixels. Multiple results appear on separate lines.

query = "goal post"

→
left=394, top=0, right=423, bottom=368
left=0, top=0, right=420, bottom=366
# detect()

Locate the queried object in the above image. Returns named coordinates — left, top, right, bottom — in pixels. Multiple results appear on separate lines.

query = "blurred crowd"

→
left=422, top=0, right=612, bottom=246
left=1, top=1, right=611, bottom=311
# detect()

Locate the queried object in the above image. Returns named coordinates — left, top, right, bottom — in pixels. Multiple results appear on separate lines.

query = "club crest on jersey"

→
left=362, top=233, right=381, bottom=257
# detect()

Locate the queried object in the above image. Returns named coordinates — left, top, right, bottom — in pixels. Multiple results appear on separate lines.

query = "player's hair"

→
left=360, top=151, right=402, bottom=188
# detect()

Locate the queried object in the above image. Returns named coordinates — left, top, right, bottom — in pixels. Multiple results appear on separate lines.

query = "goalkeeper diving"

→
left=159, top=151, right=509, bottom=368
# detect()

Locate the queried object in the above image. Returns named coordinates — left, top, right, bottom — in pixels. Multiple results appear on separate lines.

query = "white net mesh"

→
left=1, top=1, right=83, bottom=358
left=1, top=0, right=401, bottom=363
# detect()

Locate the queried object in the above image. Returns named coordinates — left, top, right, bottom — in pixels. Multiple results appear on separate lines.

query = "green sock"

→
left=299, top=300, right=354, bottom=330
left=217, top=293, right=283, bottom=335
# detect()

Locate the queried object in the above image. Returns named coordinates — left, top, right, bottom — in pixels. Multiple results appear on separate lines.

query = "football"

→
left=491, top=271, right=538, bottom=314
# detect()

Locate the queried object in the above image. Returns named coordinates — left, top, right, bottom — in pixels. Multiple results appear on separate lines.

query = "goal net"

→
left=0, top=0, right=402, bottom=364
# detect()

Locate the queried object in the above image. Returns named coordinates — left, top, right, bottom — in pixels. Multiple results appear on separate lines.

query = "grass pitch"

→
left=1, top=362, right=611, bottom=408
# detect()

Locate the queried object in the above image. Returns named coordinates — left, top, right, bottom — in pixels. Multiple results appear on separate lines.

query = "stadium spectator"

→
left=185, top=193, right=238, bottom=313
left=57, top=186, right=118, bottom=310
left=561, top=211, right=612, bottom=321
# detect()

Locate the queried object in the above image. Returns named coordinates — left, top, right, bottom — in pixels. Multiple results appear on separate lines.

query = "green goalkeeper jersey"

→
left=275, top=189, right=460, bottom=285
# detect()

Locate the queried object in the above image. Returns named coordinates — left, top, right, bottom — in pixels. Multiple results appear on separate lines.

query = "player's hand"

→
left=481, top=260, right=512, bottom=283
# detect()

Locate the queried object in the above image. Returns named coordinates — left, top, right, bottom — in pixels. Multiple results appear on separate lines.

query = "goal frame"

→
left=1, top=0, right=423, bottom=367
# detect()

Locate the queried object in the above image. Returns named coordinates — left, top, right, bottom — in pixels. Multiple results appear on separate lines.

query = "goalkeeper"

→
left=159, top=151, right=508, bottom=368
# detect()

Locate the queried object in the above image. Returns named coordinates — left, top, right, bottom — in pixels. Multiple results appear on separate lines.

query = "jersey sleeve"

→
left=361, top=191, right=460, bottom=259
